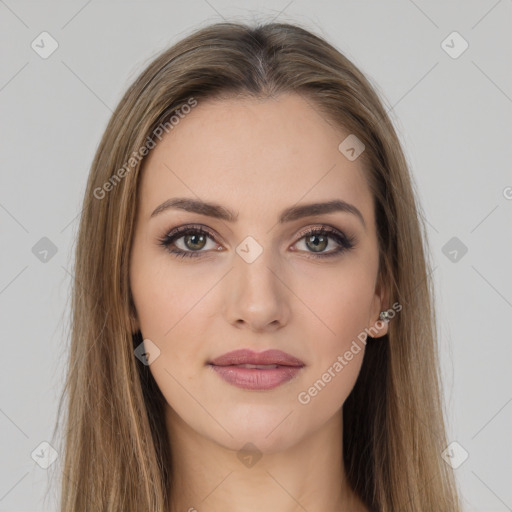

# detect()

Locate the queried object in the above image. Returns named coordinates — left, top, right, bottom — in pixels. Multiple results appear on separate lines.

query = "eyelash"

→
left=157, top=224, right=356, bottom=260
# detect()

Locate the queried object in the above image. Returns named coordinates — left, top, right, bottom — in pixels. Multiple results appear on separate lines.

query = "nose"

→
left=223, top=245, right=291, bottom=332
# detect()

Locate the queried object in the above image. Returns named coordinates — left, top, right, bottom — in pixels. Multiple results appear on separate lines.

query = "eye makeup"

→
left=157, top=223, right=356, bottom=260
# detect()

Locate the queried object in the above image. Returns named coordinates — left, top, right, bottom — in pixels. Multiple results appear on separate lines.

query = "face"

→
left=129, top=93, right=387, bottom=454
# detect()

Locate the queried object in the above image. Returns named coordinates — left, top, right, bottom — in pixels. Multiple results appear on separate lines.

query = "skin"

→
left=129, top=93, right=388, bottom=512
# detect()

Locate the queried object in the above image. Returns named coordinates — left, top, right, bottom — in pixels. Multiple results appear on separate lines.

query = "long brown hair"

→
left=48, top=21, right=462, bottom=511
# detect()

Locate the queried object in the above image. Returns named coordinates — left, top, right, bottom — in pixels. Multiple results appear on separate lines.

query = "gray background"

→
left=1, top=1, right=511, bottom=510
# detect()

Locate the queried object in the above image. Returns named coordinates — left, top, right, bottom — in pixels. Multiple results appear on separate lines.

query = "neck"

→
left=165, top=405, right=367, bottom=512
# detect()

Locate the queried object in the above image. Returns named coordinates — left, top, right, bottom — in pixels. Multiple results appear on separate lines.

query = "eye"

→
left=292, top=225, right=356, bottom=258
left=158, top=225, right=220, bottom=259
left=158, top=224, right=356, bottom=260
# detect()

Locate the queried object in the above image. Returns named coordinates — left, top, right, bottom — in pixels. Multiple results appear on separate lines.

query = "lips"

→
left=209, top=349, right=305, bottom=368
left=208, top=349, right=305, bottom=390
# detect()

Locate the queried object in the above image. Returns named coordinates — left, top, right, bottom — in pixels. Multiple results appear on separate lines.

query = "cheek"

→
left=292, top=257, right=378, bottom=347
left=295, top=272, right=369, bottom=417
left=129, top=244, right=220, bottom=365
left=129, top=249, right=216, bottom=413
left=290, top=255, right=377, bottom=408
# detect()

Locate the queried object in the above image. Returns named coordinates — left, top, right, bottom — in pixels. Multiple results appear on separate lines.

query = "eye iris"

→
left=306, top=234, right=328, bottom=252
left=185, top=233, right=207, bottom=250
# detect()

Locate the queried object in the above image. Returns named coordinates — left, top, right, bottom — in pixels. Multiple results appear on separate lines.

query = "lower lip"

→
left=209, top=364, right=303, bottom=390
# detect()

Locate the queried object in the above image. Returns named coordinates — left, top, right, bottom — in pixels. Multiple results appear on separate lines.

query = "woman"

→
left=51, top=21, right=462, bottom=511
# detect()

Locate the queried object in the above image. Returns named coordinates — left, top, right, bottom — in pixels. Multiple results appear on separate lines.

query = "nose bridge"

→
left=225, top=237, right=289, bottom=329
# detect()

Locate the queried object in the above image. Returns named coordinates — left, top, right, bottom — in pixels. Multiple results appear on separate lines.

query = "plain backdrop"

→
left=1, top=1, right=511, bottom=511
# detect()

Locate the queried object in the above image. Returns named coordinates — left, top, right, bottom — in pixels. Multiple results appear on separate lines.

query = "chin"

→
left=207, top=406, right=305, bottom=454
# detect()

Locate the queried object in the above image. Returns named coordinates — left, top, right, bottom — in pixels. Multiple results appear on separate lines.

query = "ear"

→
left=369, top=272, right=389, bottom=339
left=128, top=308, right=140, bottom=335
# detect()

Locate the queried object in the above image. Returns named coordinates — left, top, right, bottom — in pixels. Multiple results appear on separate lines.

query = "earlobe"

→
left=372, top=276, right=390, bottom=338
left=128, top=295, right=140, bottom=334
left=376, top=310, right=390, bottom=337
left=129, top=312, right=140, bottom=335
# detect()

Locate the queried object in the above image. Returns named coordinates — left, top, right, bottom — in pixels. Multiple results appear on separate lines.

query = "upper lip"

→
left=209, top=349, right=305, bottom=367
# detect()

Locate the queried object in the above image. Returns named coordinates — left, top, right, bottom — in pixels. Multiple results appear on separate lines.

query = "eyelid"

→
left=159, top=224, right=223, bottom=249
left=162, top=223, right=348, bottom=245
left=290, top=224, right=356, bottom=255
left=158, top=222, right=355, bottom=258
left=292, top=223, right=347, bottom=242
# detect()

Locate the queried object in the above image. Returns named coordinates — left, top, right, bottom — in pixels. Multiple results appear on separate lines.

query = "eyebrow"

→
left=150, top=197, right=366, bottom=228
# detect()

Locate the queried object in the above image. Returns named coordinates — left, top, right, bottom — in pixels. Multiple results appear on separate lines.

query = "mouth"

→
left=228, top=363, right=281, bottom=369
left=208, top=348, right=305, bottom=367
left=208, top=349, right=305, bottom=390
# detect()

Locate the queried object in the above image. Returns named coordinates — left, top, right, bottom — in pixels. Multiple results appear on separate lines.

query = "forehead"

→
left=138, top=93, right=374, bottom=225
